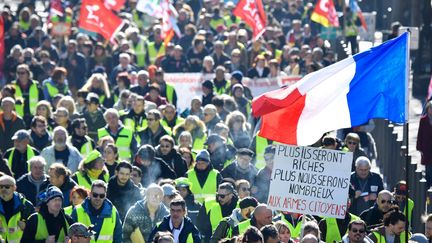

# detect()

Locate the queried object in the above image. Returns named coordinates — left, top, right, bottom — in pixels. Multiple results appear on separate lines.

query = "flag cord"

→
left=404, top=29, right=411, bottom=243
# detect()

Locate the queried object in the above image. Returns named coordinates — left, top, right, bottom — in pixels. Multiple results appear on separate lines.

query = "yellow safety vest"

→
left=403, top=198, right=414, bottom=224
left=75, top=204, right=117, bottom=243
left=254, top=133, right=269, bottom=169
left=74, top=171, right=109, bottom=190
left=214, top=80, right=231, bottom=95
left=68, top=136, right=94, bottom=157
left=35, top=213, right=69, bottom=242
left=43, top=81, right=60, bottom=100
left=187, top=169, right=218, bottom=203
left=192, top=134, right=207, bottom=151
left=279, top=214, right=303, bottom=238
left=345, top=16, right=359, bottom=37
left=238, top=219, right=251, bottom=235
left=210, top=18, right=225, bottom=30
left=165, top=83, right=175, bottom=104
left=372, top=231, right=409, bottom=243
left=0, top=198, right=28, bottom=243
left=132, top=39, right=147, bottom=68
left=209, top=202, right=239, bottom=232
left=13, top=80, right=39, bottom=116
left=64, top=206, right=73, bottom=216
left=97, top=127, right=133, bottom=161
left=147, top=41, right=165, bottom=65
left=123, top=116, right=148, bottom=133
left=7, top=145, right=36, bottom=176
left=223, top=16, right=241, bottom=28
left=325, top=214, right=359, bottom=243
left=161, top=117, right=184, bottom=134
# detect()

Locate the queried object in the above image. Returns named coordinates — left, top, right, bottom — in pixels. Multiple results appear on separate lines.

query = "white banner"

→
left=164, top=73, right=302, bottom=112
left=267, top=144, right=352, bottom=219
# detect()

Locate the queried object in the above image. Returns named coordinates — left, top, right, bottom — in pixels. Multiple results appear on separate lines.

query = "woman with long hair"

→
left=35, top=100, right=55, bottom=129
left=63, top=186, right=89, bottom=215
left=174, top=115, right=207, bottom=150
left=80, top=73, right=113, bottom=108
left=247, top=55, right=270, bottom=79
left=226, top=111, right=251, bottom=149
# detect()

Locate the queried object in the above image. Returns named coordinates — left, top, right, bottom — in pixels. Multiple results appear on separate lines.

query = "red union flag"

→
left=104, top=0, right=126, bottom=11
left=233, top=0, right=266, bottom=40
left=79, top=0, right=123, bottom=42
left=311, top=0, right=339, bottom=27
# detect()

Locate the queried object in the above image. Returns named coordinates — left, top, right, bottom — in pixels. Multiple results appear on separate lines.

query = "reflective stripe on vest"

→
left=325, top=214, right=359, bottom=243
left=238, top=219, right=251, bottom=235
left=147, top=42, right=165, bottom=65
left=8, top=145, right=36, bottom=175
left=255, top=133, right=269, bottom=169
left=187, top=169, right=218, bottom=203
left=13, top=81, right=39, bottom=116
left=403, top=198, right=414, bottom=223
left=161, top=117, right=184, bottom=134
left=0, top=211, right=22, bottom=243
left=97, top=127, right=133, bottom=161
left=44, top=82, right=60, bottom=99
left=75, top=204, right=117, bottom=243
left=35, top=213, right=69, bottom=242
left=132, top=39, right=147, bottom=67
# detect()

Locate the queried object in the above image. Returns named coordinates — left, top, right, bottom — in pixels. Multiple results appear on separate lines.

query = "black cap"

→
left=237, top=148, right=254, bottom=157
left=205, top=134, right=225, bottom=145
left=86, top=92, right=100, bottom=104
left=264, top=145, right=276, bottom=155
left=239, top=197, right=259, bottom=209
left=202, top=80, right=214, bottom=90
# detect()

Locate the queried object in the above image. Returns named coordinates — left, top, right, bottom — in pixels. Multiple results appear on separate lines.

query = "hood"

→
left=229, top=208, right=244, bottom=225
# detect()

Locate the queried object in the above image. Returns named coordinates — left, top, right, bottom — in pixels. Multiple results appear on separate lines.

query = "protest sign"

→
left=267, top=144, right=352, bottom=219
left=164, top=73, right=302, bottom=112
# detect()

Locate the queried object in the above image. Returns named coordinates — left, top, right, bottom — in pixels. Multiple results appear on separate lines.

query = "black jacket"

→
left=16, top=174, right=50, bottom=205
left=155, top=147, right=188, bottom=177
left=134, top=157, right=177, bottom=187
left=221, top=162, right=258, bottom=184
left=360, top=204, right=385, bottom=230
left=148, top=215, right=201, bottom=243
left=107, top=176, right=142, bottom=221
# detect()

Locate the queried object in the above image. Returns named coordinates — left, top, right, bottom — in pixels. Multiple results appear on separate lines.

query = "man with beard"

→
left=71, top=180, right=123, bottom=242
left=29, top=116, right=52, bottom=151
left=360, top=190, right=394, bottom=229
left=69, top=118, right=95, bottom=157
left=41, top=126, right=82, bottom=173
left=121, top=95, right=148, bottom=135
left=341, top=220, right=372, bottom=243
left=148, top=198, right=201, bottom=242
left=107, top=162, right=142, bottom=221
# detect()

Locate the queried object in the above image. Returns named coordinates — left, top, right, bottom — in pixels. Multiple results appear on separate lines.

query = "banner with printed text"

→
left=267, top=144, right=352, bottom=219
left=164, top=73, right=302, bottom=112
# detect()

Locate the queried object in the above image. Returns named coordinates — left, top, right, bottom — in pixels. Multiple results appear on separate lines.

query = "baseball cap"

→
left=237, top=148, right=254, bottom=157
left=86, top=92, right=100, bottom=104
left=69, top=223, right=95, bottom=238
left=205, top=134, right=225, bottom=145
left=12, top=129, right=30, bottom=141
left=394, top=181, right=408, bottom=195
left=202, top=80, right=214, bottom=90
left=84, top=150, right=102, bottom=165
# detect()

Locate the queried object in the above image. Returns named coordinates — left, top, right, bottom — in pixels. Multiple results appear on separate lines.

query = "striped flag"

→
left=311, top=0, right=339, bottom=27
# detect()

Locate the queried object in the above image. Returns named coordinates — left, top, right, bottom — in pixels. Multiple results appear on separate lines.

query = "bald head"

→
left=377, top=190, right=393, bottom=213
left=301, top=234, right=318, bottom=243
left=253, top=204, right=273, bottom=227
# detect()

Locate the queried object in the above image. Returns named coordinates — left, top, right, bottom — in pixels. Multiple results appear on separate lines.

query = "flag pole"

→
left=404, top=29, right=411, bottom=243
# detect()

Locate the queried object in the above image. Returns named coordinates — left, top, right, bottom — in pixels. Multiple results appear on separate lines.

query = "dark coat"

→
left=221, top=162, right=258, bottom=184
left=148, top=215, right=201, bottom=243
left=107, top=176, right=142, bottom=221
left=155, top=147, right=188, bottom=177
left=16, top=174, right=50, bottom=205
left=417, top=115, right=432, bottom=165
left=134, top=157, right=177, bottom=187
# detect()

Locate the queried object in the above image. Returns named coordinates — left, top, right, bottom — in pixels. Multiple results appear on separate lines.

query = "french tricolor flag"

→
left=252, top=32, right=409, bottom=145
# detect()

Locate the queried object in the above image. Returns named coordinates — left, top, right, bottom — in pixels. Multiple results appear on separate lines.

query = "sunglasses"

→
left=160, top=144, right=171, bottom=148
left=380, top=199, right=393, bottom=204
left=351, top=228, right=365, bottom=233
left=92, top=192, right=106, bottom=199
left=217, top=193, right=230, bottom=199
left=264, top=155, right=274, bottom=161
left=0, top=185, right=12, bottom=189
left=17, top=71, right=27, bottom=75
left=240, top=187, right=250, bottom=192
left=76, top=235, right=91, bottom=239
left=348, top=141, right=358, bottom=145
left=147, top=118, right=155, bottom=121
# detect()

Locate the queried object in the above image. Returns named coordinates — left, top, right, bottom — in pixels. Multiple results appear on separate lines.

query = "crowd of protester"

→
left=0, top=0, right=431, bottom=242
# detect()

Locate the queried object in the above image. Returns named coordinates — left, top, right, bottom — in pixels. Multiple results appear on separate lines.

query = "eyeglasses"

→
left=380, top=199, right=393, bottom=204
left=76, top=235, right=91, bottom=239
left=264, top=155, right=274, bottom=161
left=0, top=185, right=12, bottom=189
left=240, top=187, right=250, bottom=192
left=160, top=144, right=171, bottom=148
left=17, top=71, right=27, bottom=75
left=347, top=141, right=358, bottom=145
left=204, top=113, right=211, bottom=116
left=147, top=118, right=156, bottom=121
left=351, top=228, right=365, bottom=233
left=92, top=192, right=106, bottom=199
left=217, top=193, right=230, bottom=199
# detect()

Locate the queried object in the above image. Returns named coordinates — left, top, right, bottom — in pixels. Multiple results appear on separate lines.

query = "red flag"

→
left=233, top=0, right=266, bottom=40
left=311, top=0, right=339, bottom=27
left=0, top=16, right=4, bottom=81
left=104, top=0, right=126, bottom=12
left=79, top=0, right=124, bottom=42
